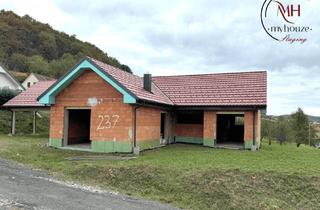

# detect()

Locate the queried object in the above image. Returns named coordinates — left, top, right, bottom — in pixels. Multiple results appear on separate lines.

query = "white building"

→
left=0, top=64, right=24, bottom=91
left=22, top=73, right=53, bottom=89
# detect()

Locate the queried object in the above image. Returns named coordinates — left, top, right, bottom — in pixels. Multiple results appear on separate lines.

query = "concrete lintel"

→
left=65, top=106, right=91, bottom=110
left=216, top=111, right=244, bottom=115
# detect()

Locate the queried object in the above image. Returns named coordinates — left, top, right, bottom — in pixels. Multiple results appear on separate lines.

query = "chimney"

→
left=143, top=73, right=152, bottom=92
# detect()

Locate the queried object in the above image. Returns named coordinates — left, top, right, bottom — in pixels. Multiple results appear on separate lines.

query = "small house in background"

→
left=34, top=56, right=267, bottom=153
left=0, top=64, right=24, bottom=91
left=22, top=73, right=54, bottom=89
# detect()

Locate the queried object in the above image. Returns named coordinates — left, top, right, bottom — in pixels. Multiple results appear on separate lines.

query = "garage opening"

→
left=216, top=114, right=244, bottom=147
left=65, top=109, right=91, bottom=149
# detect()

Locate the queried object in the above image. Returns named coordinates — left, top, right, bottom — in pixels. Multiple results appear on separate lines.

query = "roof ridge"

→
left=85, top=56, right=266, bottom=106
left=103, top=60, right=174, bottom=104
left=86, top=56, right=139, bottom=77
left=87, top=56, right=174, bottom=105
left=87, top=56, right=266, bottom=79
left=152, top=70, right=267, bottom=78
left=32, top=72, right=54, bottom=80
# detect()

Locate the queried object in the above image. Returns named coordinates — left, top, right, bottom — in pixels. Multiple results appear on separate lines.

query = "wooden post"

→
left=32, top=111, right=36, bottom=135
left=11, top=110, right=16, bottom=135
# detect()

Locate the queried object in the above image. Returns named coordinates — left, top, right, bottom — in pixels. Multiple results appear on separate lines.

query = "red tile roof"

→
left=88, top=57, right=174, bottom=105
left=2, top=80, right=56, bottom=107
left=3, top=57, right=267, bottom=108
left=88, top=57, right=267, bottom=107
left=152, top=71, right=267, bottom=106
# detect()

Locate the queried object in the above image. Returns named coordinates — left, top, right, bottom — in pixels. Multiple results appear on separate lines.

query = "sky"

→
left=1, top=0, right=319, bottom=116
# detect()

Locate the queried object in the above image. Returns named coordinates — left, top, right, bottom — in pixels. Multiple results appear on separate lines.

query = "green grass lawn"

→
left=0, top=135, right=319, bottom=210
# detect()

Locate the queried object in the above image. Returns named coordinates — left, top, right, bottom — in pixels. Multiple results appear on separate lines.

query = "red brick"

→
left=203, top=111, right=216, bottom=139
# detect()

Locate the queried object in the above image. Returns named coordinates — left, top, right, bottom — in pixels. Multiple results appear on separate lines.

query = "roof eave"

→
left=173, top=104, right=267, bottom=111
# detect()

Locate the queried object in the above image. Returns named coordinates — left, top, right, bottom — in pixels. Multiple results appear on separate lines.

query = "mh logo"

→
left=276, top=1, right=301, bottom=24
left=260, top=0, right=311, bottom=44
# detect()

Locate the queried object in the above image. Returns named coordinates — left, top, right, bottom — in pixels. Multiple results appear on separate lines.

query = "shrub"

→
left=0, top=88, right=18, bottom=105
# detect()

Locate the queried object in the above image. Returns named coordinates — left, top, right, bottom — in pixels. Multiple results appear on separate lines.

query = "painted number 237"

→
left=97, top=115, right=120, bottom=130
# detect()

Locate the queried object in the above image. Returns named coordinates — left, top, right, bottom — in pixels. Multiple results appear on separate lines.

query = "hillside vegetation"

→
left=262, top=108, right=320, bottom=146
left=0, top=10, right=131, bottom=78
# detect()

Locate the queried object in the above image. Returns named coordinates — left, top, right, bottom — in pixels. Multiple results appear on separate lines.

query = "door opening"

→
left=216, top=114, right=244, bottom=146
left=160, top=113, right=167, bottom=144
left=65, top=109, right=91, bottom=148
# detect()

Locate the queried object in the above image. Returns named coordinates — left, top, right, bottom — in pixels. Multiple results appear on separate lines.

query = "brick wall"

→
left=136, top=106, right=171, bottom=150
left=244, top=111, right=253, bottom=141
left=49, top=68, right=262, bottom=152
left=175, top=124, right=203, bottom=137
left=255, top=110, right=261, bottom=147
left=50, top=69, right=133, bottom=144
left=174, top=111, right=204, bottom=144
left=244, top=110, right=261, bottom=149
left=203, top=111, right=216, bottom=147
left=136, top=106, right=161, bottom=141
left=203, top=111, right=217, bottom=140
left=49, top=106, right=64, bottom=139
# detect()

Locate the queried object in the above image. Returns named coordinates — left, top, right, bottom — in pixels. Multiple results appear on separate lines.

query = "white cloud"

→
left=0, top=0, right=74, bottom=33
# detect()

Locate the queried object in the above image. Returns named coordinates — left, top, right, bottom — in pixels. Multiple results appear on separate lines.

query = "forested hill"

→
left=0, top=10, right=131, bottom=78
left=264, top=114, right=320, bottom=123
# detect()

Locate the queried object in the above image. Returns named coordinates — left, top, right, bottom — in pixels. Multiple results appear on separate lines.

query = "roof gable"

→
left=37, top=58, right=137, bottom=104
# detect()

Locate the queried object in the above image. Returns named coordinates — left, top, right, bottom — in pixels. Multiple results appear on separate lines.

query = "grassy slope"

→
left=0, top=135, right=319, bottom=210
left=9, top=71, right=29, bottom=82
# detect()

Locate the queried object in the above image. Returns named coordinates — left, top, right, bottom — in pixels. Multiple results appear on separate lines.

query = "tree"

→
left=120, top=64, right=132, bottom=73
left=7, top=53, right=29, bottom=71
left=0, top=10, right=131, bottom=76
left=291, top=108, right=310, bottom=146
left=0, top=88, right=18, bottom=105
left=0, top=48, right=7, bottom=63
left=308, top=124, right=318, bottom=146
left=27, top=55, right=50, bottom=75
left=276, top=116, right=290, bottom=145
left=261, top=117, right=276, bottom=145
left=38, top=31, right=58, bottom=60
left=49, top=53, right=78, bottom=78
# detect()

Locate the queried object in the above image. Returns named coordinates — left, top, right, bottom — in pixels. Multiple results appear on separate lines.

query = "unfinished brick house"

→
left=37, top=57, right=267, bottom=153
